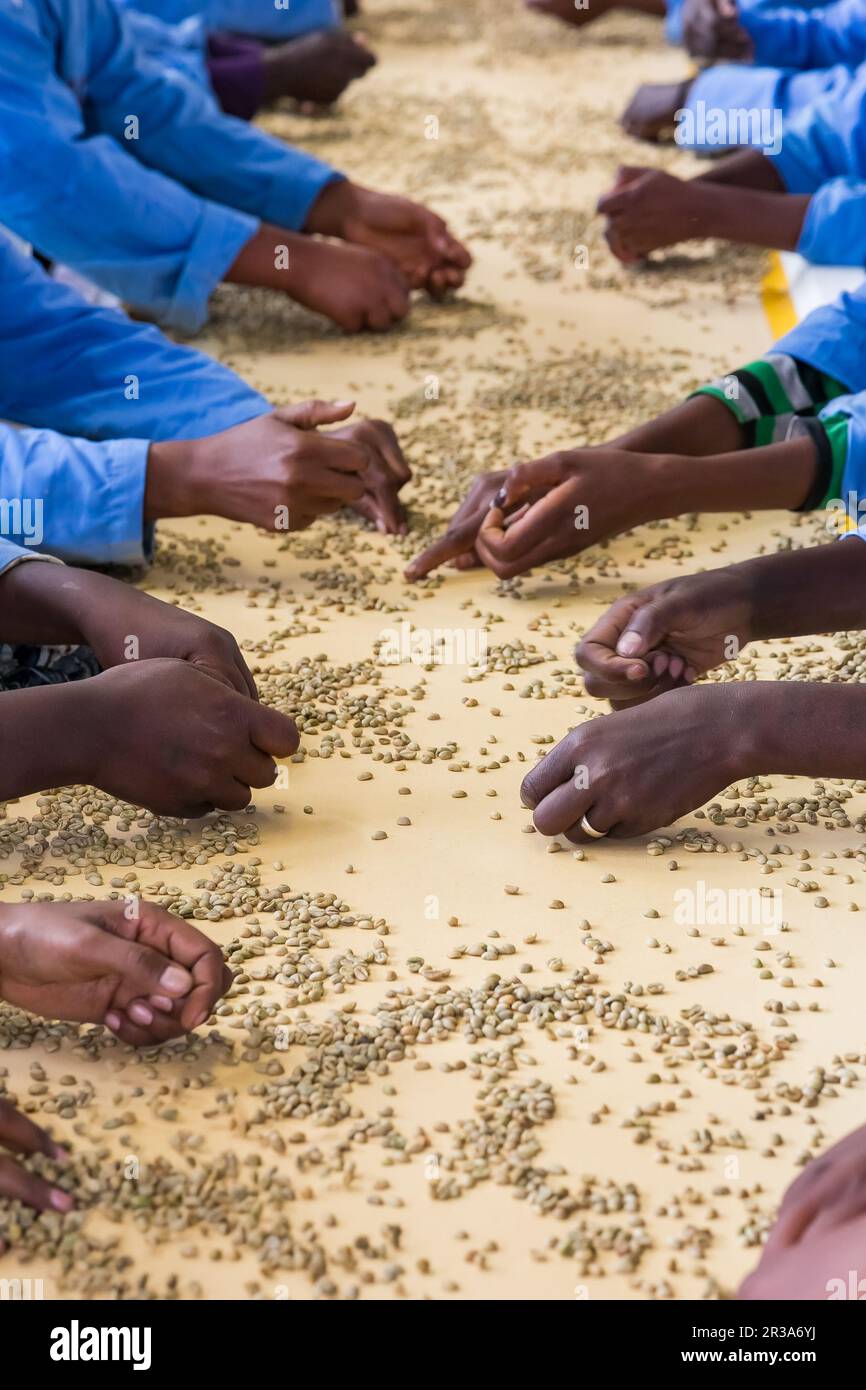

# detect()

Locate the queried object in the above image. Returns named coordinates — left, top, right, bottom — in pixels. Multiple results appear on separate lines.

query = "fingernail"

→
left=616, top=632, right=643, bottom=657
left=334, top=399, right=355, bottom=410
left=129, top=1002, right=154, bottom=1026
left=159, top=965, right=191, bottom=995
left=105, top=1011, right=121, bottom=1033
left=491, top=488, right=508, bottom=509
left=50, top=1188, right=74, bottom=1213
left=191, top=1009, right=209, bottom=1030
left=150, top=995, right=174, bottom=1013
left=627, top=663, right=645, bottom=680
left=51, top=1144, right=70, bottom=1164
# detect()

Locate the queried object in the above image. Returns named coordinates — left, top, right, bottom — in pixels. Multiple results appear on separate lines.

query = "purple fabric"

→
left=206, top=31, right=266, bottom=121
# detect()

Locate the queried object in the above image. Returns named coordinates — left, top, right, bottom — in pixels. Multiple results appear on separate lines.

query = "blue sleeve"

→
left=124, top=0, right=341, bottom=39
left=814, top=392, right=866, bottom=523
left=75, top=0, right=344, bottom=231
left=0, top=234, right=271, bottom=443
left=795, top=177, right=866, bottom=265
left=664, top=0, right=685, bottom=44
left=0, top=6, right=258, bottom=331
left=204, top=0, right=340, bottom=36
left=774, top=283, right=866, bottom=392
left=0, top=424, right=151, bottom=567
left=686, top=62, right=855, bottom=137
left=741, top=0, right=866, bottom=69
left=122, top=10, right=209, bottom=89
left=769, top=74, right=866, bottom=190
left=0, top=540, right=62, bottom=578
left=688, top=63, right=786, bottom=119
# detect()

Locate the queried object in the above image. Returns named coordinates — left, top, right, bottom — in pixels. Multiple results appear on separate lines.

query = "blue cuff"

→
left=0, top=543, right=61, bottom=577
left=796, top=179, right=866, bottom=265
left=262, top=167, right=345, bottom=236
left=688, top=64, right=784, bottom=122
left=169, top=201, right=260, bottom=333
left=32, top=437, right=153, bottom=569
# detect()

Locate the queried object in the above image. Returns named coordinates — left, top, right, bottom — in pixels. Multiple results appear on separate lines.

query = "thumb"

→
left=615, top=596, right=682, bottom=658
left=498, top=455, right=572, bottom=509
left=80, top=927, right=195, bottom=1006
left=273, top=400, right=356, bottom=430
left=248, top=703, right=301, bottom=758
left=597, top=185, right=632, bottom=216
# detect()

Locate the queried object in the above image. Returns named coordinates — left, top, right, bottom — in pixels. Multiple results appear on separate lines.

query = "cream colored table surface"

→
left=2, top=1, right=862, bottom=1302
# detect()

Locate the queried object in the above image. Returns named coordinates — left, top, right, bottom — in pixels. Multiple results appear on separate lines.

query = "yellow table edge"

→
left=762, top=250, right=797, bottom=337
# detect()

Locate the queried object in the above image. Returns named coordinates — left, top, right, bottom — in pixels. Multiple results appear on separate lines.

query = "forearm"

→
left=693, top=150, right=786, bottom=192
left=655, top=436, right=820, bottom=514
left=734, top=534, right=866, bottom=639
left=225, top=223, right=307, bottom=291
left=0, top=683, right=95, bottom=799
left=593, top=436, right=819, bottom=535
left=0, top=562, right=121, bottom=648
left=610, top=395, right=745, bottom=455
left=732, top=680, right=866, bottom=780
left=686, top=181, right=809, bottom=250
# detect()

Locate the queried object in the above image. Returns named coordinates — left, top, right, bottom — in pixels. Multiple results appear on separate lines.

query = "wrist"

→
left=0, top=559, right=88, bottom=646
left=705, top=683, right=768, bottom=781
left=146, top=439, right=205, bottom=521
left=687, top=182, right=727, bottom=239
left=61, top=675, right=112, bottom=787
left=638, top=452, right=696, bottom=522
left=304, top=177, right=358, bottom=237
left=0, top=680, right=104, bottom=799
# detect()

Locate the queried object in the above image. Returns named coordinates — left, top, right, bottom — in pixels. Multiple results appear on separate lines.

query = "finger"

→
left=532, top=780, right=599, bottom=840
left=521, top=729, right=593, bottom=809
left=577, top=597, right=651, bottom=675
left=306, top=435, right=371, bottom=473
left=498, top=457, right=573, bottom=509
left=364, top=300, right=401, bottom=332
left=236, top=654, right=259, bottom=702
left=597, top=185, right=637, bottom=216
left=115, top=907, right=228, bottom=1030
left=0, top=1155, right=74, bottom=1213
left=273, top=400, right=356, bottom=430
left=105, top=1009, right=187, bottom=1047
left=405, top=516, right=485, bottom=579
left=434, top=231, right=472, bottom=269
left=480, top=477, right=580, bottom=557
left=476, top=530, right=561, bottom=579
left=370, top=421, right=411, bottom=484
left=385, top=276, right=411, bottom=323
left=427, top=265, right=464, bottom=298
left=365, top=477, right=408, bottom=535
left=0, top=1099, right=66, bottom=1161
left=232, top=743, right=279, bottom=790
left=590, top=651, right=644, bottom=691
left=93, top=903, right=215, bottom=998
left=451, top=550, right=483, bottom=570
left=189, top=657, right=245, bottom=696
left=73, top=926, right=196, bottom=1011
left=605, top=223, right=642, bottom=266
left=615, top=599, right=679, bottom=659
left=247, top=703, right=301, bottom=758
left=309, top=469, right=368, bottom=505
left=211, top=779, right=254, bottom=814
